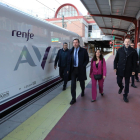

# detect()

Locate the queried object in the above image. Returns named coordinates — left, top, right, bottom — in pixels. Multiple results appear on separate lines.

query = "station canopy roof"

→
left=81, top=0, right=140, bottom=39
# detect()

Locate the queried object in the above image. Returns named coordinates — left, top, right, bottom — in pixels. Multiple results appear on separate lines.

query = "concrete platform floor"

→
left=3, top=53, right=140, bottom=140
left=45, top=55, right=140, bottom=140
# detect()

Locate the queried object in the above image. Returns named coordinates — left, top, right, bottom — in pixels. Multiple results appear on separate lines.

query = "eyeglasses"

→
left=131, top=45, right=134, bottom=46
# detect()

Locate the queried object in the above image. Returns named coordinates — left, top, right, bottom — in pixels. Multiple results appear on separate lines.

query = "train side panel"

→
left=0, top=4, right=80, bottom=112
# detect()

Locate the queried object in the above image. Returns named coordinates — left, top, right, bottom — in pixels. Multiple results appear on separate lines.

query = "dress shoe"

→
left=123, top=96, right=129, bottom=103
left=118, top=86, right=124, bottom=94
left=70, top=99, right=76, bottom=105
left=91, top=99, right=96, bottom=102
left=81, top=92, right=85, bottom=97
left=101, top=93, right=104, bottom=96
left=63, top=86, right=66, bottom=90
left=131, top=84, right=137, bottom=88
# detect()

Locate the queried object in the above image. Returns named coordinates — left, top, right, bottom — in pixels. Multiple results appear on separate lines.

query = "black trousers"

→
left=135, top=65, right=139, bottom=80
left=117, top=75, right=130, bottom=97
left=131, top=65, right=139, bottom=85
left=71, top=67, right=85, bottom=100
left=131, top=75, right=135, bottom=85
left=59, top=67, right=68, bottom=87
left=131, top=74, right=138, bottom=85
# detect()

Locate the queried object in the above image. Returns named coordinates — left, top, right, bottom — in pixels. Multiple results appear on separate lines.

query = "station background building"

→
left=45, top=3, right=107, bottom=51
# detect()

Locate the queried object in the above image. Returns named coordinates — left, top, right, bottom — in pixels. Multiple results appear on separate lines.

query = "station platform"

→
left=2, top=53, right=140, bottom=140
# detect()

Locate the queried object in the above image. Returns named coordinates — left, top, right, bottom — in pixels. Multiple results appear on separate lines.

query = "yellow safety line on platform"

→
left=2, top=53, right=112, bottom=140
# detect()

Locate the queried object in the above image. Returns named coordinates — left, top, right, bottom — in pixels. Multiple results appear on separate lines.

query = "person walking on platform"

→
left=130, top=43, right=138, bottom=88
left=114, top=38, right=136, bottom=103
left=135, top=43, right=140, bottom=82
left=137, top=42, right=140, bottom=79
left=89, top=49, right=106, bottom=102
left=54, top=42, right=69, bottom=90
left=67, top=39, right=89, bottom=105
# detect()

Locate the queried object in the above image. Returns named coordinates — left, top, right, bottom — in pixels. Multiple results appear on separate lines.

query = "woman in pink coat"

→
left=89, top=49, right=107, bottom=102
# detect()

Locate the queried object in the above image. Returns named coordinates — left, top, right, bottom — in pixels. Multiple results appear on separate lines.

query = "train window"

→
left=88, top=25, right=92, bottom=32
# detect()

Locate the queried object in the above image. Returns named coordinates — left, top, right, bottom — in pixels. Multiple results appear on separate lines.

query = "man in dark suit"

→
left=130, top=43, right=138, bottom=88
left=54, top=42, right=69, bottom=90
left=67, top=39, right=89, bottom=105
left=114, top=38, right=136, bottom=103
left=137, top=42, right=140, bottom=77
left=134, top=43, right=140, bottom=82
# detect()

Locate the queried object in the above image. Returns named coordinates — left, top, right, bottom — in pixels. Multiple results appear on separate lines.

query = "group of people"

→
left=114, top=38, right=140, bottom=103
left=54, top=38, right=107, bottom=105
left=54, top=37, right=140, bottom=105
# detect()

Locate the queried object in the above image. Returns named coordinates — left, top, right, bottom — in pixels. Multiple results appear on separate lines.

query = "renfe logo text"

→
left=12, top=29, right=34, bottom=41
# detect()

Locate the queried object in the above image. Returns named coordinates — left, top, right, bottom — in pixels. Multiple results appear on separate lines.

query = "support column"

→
left=113, top=40, right=115, bottom=55
left=92, top=46, right=95, bottom=52
left=134, top=20, right=139, bottom=48
left=137, top=20, right=140, bottom=43
left=89, top=44, right=91, bottom=53
left=101, top=47, right=103, bottom=52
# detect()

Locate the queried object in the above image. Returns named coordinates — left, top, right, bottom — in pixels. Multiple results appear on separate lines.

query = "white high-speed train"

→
left=0, top=3, right=83, bottom=114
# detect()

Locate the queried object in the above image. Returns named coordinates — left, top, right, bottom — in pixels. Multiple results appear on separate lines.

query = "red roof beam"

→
left=90, top=14, right=137, bottom=25
left=100, top=27, right=127, bottom=34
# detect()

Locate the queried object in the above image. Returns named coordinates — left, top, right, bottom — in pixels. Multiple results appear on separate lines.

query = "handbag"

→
left=94, top=60, right=103, bottom=80
left=94, top=74, right=102, bottom=80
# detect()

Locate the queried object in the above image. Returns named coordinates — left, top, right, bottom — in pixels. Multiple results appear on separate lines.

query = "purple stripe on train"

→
left=41, top=47, right=51, bottom=69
